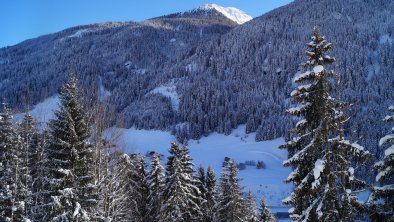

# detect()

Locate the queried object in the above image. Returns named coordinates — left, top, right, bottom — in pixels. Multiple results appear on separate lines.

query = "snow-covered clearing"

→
left=150, top=83, right=180, bottom=111
left=380, top=34, right=393, bottom=45
left=105, top=125, right=292, bottom=207
left=14, top=95, right=59, bottom=125
left=98, top=77, right=111, bottom=101
left=367, top=50, right=380, bottom=81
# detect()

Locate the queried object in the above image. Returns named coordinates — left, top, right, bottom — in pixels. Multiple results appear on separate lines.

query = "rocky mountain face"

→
left=1, top=0, right=393, bottom=161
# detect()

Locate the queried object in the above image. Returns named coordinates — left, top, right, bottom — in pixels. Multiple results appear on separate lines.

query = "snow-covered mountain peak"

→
left=198, top=3, right=252, bottom=24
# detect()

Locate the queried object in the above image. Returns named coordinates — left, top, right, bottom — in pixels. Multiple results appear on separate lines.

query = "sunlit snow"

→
left=199, top=3, right=252, bottom=24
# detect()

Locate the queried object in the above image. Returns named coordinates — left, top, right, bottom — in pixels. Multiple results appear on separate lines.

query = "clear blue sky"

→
left=0, top=0, right=292, bottom=48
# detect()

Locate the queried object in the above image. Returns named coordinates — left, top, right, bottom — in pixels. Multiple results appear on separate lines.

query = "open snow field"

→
left=105, top=125, right=292, bottom=207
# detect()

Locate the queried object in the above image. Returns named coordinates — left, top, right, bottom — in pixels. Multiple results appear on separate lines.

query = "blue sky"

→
left=1, top=0, right=292, bottom=48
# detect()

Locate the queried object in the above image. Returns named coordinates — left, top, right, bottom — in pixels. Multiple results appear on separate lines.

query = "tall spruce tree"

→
left=18, top=113, right=40, bottom=220
left=205, top=165, right=217, bottom=222
left=31, top=128, right=48, bottom=221
left=160, top=142, right=202, bottom=222
left=195, top=164, right=207, bottom=220
left=129, top=154, right=149, bottom=222
left=99, top=152, right=134, bottom=221
left=216, top=159, right=244, bottom=222
left=147, top=152, right=165, bottom=222
left=370, top=105, right=394, bottom=221
left=44, top=74, right=97, bottom=221
left=0, top=104, right=26, bottom=221
left=281, top=27, right=369, bottom=221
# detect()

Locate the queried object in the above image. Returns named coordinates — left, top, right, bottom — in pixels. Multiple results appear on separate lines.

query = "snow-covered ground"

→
left=98, top=77, right=111, bottom=101
left=105, top=125, right=292, bottom=207
left=198, top=3, right=252, bottom=24
left=150, top=83, right=180, bottom=111
left=14, top=95, right=59, bottom=125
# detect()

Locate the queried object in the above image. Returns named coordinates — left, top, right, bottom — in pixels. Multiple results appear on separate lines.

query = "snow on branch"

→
left=379, top=135, right=394, bottom=147
left=287, top=103, right=311, bottom=115
left=376, top=166, right=392, bottom=182
left=312, top=159, right=325, bottom=189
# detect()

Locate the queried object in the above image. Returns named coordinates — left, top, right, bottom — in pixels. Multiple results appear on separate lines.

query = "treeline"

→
left=0, top=75, right=275, bottom=221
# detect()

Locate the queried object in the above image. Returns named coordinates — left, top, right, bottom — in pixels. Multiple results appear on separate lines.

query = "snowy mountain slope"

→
left=198, top=3, right=252, bottom=24
left=0, top=8, right=237, bottom=110
left=105, top=125, right=292, bottom=207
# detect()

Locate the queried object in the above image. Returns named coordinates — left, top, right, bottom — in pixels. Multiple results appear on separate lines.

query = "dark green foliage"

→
left=370, top=105, right=394, bottom=221
left=147, top=152, right=165, bottom=222
left=281, top=27, right=370, bottom=221
left=0, top=104, right=25, bottom=221
left=44, top=74, right=97, bottom=221
left=216, top=159, right=245, bottom=222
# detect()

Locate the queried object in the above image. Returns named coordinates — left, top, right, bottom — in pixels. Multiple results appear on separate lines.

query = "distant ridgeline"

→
left=0, top=0, right=393, bottom=164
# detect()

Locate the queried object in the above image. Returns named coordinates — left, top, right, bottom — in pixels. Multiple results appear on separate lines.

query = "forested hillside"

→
left=0, top=0, right=393, bottom=166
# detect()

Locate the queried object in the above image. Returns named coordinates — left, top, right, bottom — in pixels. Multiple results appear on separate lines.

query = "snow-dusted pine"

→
left=159, top=143, right=203, bottom=221
left=369, top=105, right=394, bottom=221
left=147, top=152, right=165, bottom=222
left=0, top=104, right=27, bottom=221
left=281, top=27, right=370, bottom=221
left=258, top=197, right=275, bottom=222
left=216, top=159, right=245, bottom=222
left=43, top=74, right=97, bottom=221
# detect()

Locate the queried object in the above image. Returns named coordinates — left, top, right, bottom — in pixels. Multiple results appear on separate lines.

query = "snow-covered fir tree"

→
left=159, top=142, right=202, bottom=222
left=195, top=164, right=207, bottom=220
left=205, top=165, right=217, bottom=222
left=100, top=152, right=134, bottom=221
left=147, top=152, right=165, bottom=222
left=129, top=153, right=149, bottom=222
left=258, top=197, right=275, bottom=222
left=43, top=74, right=97, bottom=221
left=0, top=103, right=26, bottom=221
left=18, top=113, right=40, bottom=220
left=244, top=190, right=258, bottom=222
left=281, top=27, right=370, bottom=221
left=30, top=128, right=48, bottom=221
left=216, top=159, right=244, bottom=222
left=179, top=144, right=204, bottom=221
left=370, top=105, right=394, bottom=221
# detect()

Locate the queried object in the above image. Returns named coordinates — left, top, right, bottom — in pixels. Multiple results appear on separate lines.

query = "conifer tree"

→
left=281, top=27, right=369, bottom=221
left=129, top=154, right=149, bottom=222
left=30, top=128, right=48, bottom=221
left=258, top=197, right=275, bottom=222
left=244, top=191, right=258, bottom=222
left=44, top=74, right=97, bottom=221
left=0, top=104, right=26, bottom=221
left=100, top=152, right=134, bottom=221
left=160, top=142, right=202, bottom=222
left=370, top=105, right=394, bottom=221
left=216, top=159, right=244, bottom=222
left=205, top=165, right=217, bottom=222
left=18, top=113, right=40, bottom=220
left=147, top=152, right=165, bottom=222
left=195, top=164, right=207, bottom=220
